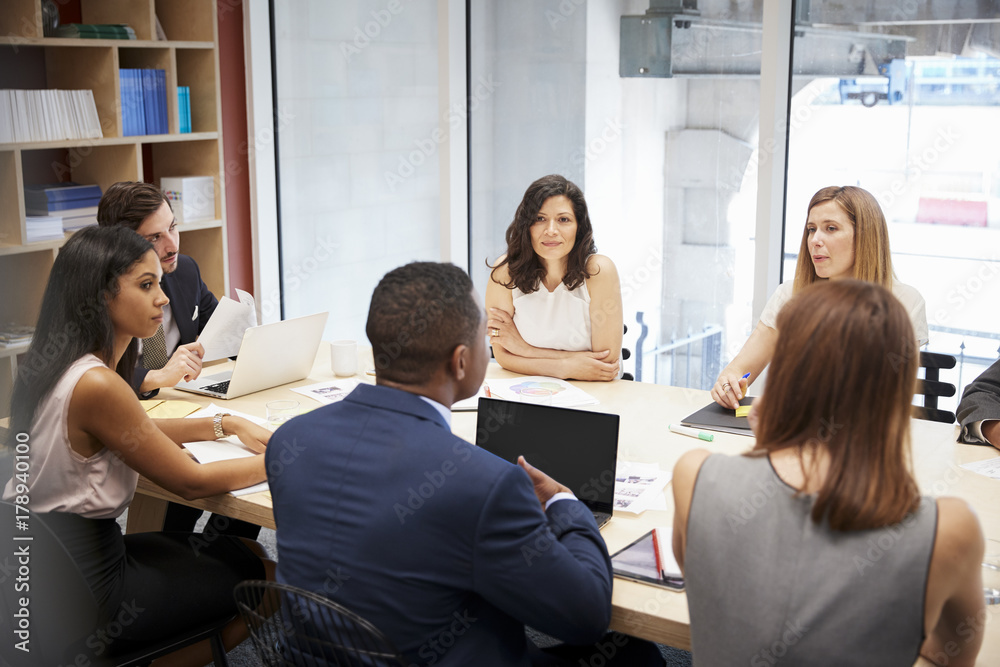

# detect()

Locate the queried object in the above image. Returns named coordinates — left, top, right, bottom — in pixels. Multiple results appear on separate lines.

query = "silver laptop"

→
left=174, top=312, right=329, bottom=399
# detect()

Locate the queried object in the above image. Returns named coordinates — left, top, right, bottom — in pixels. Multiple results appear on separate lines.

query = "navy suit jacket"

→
left=957, top=358, right=1000, bottom=445
left=132, top=253, right=218, bottom=396
left=267, top=383, right=613, bottom=666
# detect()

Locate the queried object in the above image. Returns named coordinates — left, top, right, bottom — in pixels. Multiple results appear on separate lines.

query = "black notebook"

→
left=680, top=397, right=755, bottom=436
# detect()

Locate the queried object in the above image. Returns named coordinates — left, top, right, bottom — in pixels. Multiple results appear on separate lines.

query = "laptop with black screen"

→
left=475, top=397, right=619, bottom=528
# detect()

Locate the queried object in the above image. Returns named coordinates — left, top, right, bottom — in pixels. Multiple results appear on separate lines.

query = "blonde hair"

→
left=793, top=186, right=894, bottom=293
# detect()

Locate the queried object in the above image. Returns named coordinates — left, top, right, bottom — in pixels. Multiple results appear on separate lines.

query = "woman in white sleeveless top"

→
left=712, top=185, right=928, bottom=408
left=486, top=175, right=623, bottom=381
left=2, top=226, right=273, bottom=666
left=675, top=280, right=984, bottom=666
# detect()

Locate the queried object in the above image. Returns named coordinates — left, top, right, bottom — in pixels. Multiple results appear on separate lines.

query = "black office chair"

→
left=621, top=323, right=634, bottom=381
left=0, top=500, right=232, bottom=667
left=912, top=351, right=957, bottom=424
left=234, top=580, right=406, bottom=666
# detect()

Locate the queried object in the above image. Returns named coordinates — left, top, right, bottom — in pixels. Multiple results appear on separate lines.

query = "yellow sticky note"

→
left=735, top=405, right=752, bottom=419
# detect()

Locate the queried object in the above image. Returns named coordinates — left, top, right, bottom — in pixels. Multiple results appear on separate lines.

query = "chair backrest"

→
left=912, top=351, right=957, bottom=423
left=0, top=501, right=103, bottom=666
left=234, top=580, right=406, bottom=667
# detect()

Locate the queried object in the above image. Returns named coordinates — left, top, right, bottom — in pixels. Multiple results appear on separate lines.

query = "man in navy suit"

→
left=97, top=181, right=216, bottom=397
left=97, top=181, right=259, bottom=538
left=268, top=262, right=662, bottom=666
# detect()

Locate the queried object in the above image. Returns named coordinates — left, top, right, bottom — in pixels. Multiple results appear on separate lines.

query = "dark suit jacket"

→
left=267, top=383, right=613, bottom=667
left=957, top=358, right=1000, bottom=445
left=132, top=253, right=218, bottom=396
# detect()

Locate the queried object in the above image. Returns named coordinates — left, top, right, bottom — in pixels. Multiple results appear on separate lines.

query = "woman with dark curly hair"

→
left=486, top=174, right=623, bottom=382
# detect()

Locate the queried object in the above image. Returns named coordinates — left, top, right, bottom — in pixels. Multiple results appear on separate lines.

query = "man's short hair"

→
left=97, top=181, right=170, bottom=231
left=366, top=262, right=482, bottom=384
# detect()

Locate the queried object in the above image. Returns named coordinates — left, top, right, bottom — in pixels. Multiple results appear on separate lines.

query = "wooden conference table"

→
left=129, top=342, right=1000, bottom=662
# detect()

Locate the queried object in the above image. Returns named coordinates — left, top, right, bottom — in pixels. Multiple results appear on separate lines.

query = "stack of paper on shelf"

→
left=25, top=216, right=66, bottom=242
left=0, top=324, right=34, bottom=349
left=0, top=90, right=102, bottom=143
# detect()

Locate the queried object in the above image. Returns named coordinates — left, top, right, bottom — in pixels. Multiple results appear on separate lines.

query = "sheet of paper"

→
left=197, top=296, right=255, bottom=361
left=234, top=288, right=258, bottom=327
left=290, top=378, right=360, bottom=405
left=960, top=457, right=1000, bottom=479
left=183, top=404, right=268, bottom=496
left=613, top=461, right=671, bottom=514
left=143, top=399, right=203, bottom=419
left=484, top=376, right=599, bottom=408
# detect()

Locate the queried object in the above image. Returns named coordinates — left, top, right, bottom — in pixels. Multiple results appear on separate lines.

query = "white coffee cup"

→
left=330, top=340, right=358, bottom=377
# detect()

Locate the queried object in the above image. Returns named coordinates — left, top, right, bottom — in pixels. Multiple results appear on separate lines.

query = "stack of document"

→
left=25, top=216, right=65, bottom=242
left=0, top=90, right=102, bottom=143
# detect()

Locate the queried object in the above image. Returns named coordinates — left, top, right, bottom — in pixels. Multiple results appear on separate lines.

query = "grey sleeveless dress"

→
left=685, top=453, right=937, bottom=666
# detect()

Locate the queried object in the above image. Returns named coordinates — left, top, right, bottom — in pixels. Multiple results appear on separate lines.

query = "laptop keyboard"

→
left=202, top=380, right=230, bottom=394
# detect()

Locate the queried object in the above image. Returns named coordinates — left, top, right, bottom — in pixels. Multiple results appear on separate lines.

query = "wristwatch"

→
left=213, top=413, right=230, bottom=439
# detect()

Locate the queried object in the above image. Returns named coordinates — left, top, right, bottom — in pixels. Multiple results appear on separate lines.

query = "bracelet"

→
left=213, top=413, right=230, bottom=439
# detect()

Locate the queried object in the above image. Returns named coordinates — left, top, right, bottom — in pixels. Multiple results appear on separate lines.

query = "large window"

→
left=271, top=0, right=440, bottom=342
left=469, top=0, right=763, bottom=388
left=783, top=6, right=1000, bottom=412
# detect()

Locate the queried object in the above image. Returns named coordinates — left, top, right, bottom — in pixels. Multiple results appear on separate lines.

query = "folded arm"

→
left=485, top=258, right=620, bottom=382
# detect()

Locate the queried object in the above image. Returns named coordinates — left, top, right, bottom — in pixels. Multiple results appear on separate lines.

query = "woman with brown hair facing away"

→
left=673, top=279, right=984, bottom=667
left=486, top=174, right=623, bottom=381
left=712, top=185, right=928, bottom=408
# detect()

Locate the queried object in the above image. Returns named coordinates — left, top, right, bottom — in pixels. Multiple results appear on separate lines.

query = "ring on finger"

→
left=722, top=383, right=731, bottom=390
left=490, top=328, right=500, bottom=337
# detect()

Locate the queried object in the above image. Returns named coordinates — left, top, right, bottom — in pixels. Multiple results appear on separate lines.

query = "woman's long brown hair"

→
left=751, top=279, right=920, bottom=531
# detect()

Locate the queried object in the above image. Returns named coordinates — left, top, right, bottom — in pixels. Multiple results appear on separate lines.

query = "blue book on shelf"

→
left=24, top=182, right=102, bottom=206
left=142, top=70, right=158, bottom=135
left=156, top=70, right=168, bottom=134
left=121, top=69, right=144, bottom=136
left=178, top=86, right=192, bottom=133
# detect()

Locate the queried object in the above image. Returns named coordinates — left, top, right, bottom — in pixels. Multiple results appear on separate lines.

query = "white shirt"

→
left=759, top=280, right=929, bottom=346
left=512, top=280, right=592, bottom=352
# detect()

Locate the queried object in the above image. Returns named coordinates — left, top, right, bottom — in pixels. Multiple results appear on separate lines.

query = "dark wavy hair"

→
left=490, top=174, right=597, bottom=294
left=366, top=262, right=483, bottom=384
left=10, top=226, right=154, bottom=436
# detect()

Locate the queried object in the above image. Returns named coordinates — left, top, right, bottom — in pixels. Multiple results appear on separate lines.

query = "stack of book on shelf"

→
left=0, top=90, right=102, bottom=143
left=54, top=24, right=137, bottom=40
left=0, top=325, right=34, bottom=349
left=178, top=86, right=192, bottom=133
left=120, top=69, right=168, bottom=136
left=25, top=182, right=102, bottom=235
